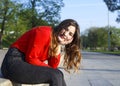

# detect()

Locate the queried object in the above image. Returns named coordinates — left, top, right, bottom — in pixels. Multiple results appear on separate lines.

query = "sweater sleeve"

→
left=25, top=27, right=51, bottom=67
left=48, top=54, right=60, bottom=69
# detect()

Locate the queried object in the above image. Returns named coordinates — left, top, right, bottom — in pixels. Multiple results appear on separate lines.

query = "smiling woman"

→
left=1, top=19, right=82, bottom=86
left=57, top=25, right=75, bottom=45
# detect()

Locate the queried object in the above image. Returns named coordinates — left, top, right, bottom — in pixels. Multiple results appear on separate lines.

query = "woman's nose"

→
left=64, top=31, right=68, bottom=36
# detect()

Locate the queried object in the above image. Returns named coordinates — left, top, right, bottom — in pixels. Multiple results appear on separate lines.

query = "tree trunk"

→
left=0, top=33, right=3, bottom=49
left=0, top=15, right=6, bottom=49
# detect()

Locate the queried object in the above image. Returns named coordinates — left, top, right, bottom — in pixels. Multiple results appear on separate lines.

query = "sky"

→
left=60, top=0, right=120, bottom=32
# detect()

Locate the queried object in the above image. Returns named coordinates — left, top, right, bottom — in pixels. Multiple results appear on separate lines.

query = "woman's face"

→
left=57, top=25, right=76, bottom=45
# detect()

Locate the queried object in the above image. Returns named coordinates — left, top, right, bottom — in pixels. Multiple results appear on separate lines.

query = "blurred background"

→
left=0, top=0, right=120, bottom=54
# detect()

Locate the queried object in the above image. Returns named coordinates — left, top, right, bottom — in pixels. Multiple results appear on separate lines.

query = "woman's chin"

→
left=57, top=36, right=67, bottom=45
left=58, top=40, right=64, bottom=45
left=58, top=40, right=67, bottom=45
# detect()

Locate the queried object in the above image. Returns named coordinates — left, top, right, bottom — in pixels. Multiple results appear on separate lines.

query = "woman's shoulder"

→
left=33, top=26, right=52, bottom=32
left=32, top=26, right=52, bottom=37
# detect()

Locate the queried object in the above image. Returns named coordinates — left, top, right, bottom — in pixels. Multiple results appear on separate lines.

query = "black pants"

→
left=1, top=48, right=66, bottom=86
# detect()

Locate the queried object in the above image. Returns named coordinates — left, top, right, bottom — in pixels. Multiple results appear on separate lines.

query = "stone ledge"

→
left=0, top=78, right=13, bottom=86
left=0, top=77, right=49, bottom=86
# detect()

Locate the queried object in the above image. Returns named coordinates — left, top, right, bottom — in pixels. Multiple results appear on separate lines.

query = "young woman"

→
left=1, top=19, right=81, bottom=86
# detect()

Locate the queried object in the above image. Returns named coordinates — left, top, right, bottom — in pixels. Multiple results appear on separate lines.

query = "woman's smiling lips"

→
left=59, top=34, right=66, bottom=40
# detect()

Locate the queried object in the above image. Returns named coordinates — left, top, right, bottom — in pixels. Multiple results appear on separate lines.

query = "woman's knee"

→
left=55, top=69, right=64, bottom=77
left=49, top=69, right=65, bottom=86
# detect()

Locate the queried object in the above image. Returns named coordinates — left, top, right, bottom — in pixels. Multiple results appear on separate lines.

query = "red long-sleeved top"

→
left=11, top=26, right=60, bottom=69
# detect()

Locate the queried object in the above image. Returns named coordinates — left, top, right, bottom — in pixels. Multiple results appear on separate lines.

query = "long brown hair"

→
left=49, top=19, right=81, bottom=72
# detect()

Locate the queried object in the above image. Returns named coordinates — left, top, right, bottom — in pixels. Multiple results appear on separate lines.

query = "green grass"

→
left=100, top=51, right=120, bottom=55
left=85, top=49, right=120, bottom=55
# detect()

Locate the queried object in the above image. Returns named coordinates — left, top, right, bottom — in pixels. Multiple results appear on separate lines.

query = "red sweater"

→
left=11, top=26, right=60, bottom=69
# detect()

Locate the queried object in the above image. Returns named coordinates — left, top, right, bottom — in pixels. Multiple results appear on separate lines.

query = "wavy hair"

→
left=49, top=19, right=82, bottom=72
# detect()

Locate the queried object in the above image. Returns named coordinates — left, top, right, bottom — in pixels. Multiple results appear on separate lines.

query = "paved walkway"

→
left=63, top=51, right=120, bottom=86
left=0, top=50, right=120, bottom=86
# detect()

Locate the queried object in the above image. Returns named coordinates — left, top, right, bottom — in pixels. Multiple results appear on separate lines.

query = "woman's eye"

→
left=69, top=32, right=73, bottom=37
left=65, top=28, right=68, bottom=31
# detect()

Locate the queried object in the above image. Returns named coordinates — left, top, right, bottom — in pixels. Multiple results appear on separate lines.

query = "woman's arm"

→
left=48, top=45, right=61, bottom=68
left=48, top=54, right=60, bottom=69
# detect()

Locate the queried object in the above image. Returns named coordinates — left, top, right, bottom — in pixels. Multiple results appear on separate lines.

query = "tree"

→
left=81, top=35, right=89, bottom=49
left=81, top=27, right=108, bottom=50
left=0, top=0, right=17, bottom=48
left=104, top=0, right=120, bottom=23
left=0, top=0, right=64, bottom=48
left=81, top=26, right=120, bottom=51
left=110, top=27, right=120, bottom=50
left=18, top=0, right=64, bottom=28
left=87, top=27, right=102, bottom=50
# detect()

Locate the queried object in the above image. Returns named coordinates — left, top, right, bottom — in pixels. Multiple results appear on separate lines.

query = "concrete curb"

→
left=0, top=78, right=13, bottom=86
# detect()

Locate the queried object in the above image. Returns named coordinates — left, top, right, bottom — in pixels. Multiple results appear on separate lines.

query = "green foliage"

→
left=81, top=26, right=120, bottom=51
left=0, top=0, right=64, bottom=48
left=17, top=0, right=64, bottom=27
left=104, top=0, right=120, bottom=11
left=0, top=0, right=17, bottom=48
left=104, top=0, right=120, bottom=23
left=110, top=27, right=120, bottom=47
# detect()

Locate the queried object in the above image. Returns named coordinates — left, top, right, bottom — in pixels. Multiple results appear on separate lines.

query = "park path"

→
left=62, top=51, right=120, bottom=86
left=0, top=50, right=120, bottom=86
